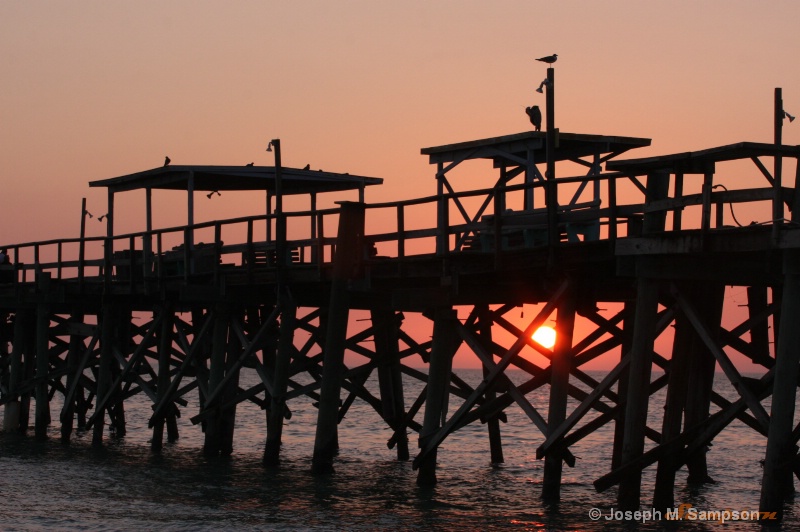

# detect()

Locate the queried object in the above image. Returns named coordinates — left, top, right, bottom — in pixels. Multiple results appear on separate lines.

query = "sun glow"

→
left=532, top=325, right=557, bottom=349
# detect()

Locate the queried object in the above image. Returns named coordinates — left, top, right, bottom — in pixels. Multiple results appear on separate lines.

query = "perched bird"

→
left=246, top=162, right=254, bottom=166
left=164, top=156, right=171, bottom=167
left=525, top=105, right=542, bottom=131
left=536, top=54, right=558, bottom=65
left=303, top=164, right=310, bottom=170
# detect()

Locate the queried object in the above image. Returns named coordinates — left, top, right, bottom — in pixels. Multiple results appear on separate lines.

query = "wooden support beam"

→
left=416, top=307, right=459, bottom=486
left=761, top=250, right=800, bottom=521
left=312, top=202, right=365, bottom=474
left=204, top=305, right=229, bottom=456
left=60, top=313, right=84, bottom=442
left=478, top=305, right=503, bottom=464
left=653, top=299, right=694, bottom=511
left=372, top=308, right=409, bottom=461
left=152, top=305, right=175, bottom=451
left=617, top=277, right=660, bottom=511
left=34, top=272, right=51, bottom=440
left=93, top=304, right=115, bottom=446
left=265, top=298, right=296, bottom=466
left=542, top=285, right=576, bottom=501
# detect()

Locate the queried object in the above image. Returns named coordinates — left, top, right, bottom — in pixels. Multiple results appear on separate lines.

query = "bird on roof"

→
left=536, top=54, right=558, bottom=65
left=164, top=156, right=171, bottom=167
left=303, top=164, right=310, bottom=170
left=525, top=105, right=542, bottom=131
left=246, top=162, right=254, bottom=166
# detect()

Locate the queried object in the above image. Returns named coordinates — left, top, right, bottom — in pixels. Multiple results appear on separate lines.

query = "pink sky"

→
left=2, top=2, right=799, bottom=370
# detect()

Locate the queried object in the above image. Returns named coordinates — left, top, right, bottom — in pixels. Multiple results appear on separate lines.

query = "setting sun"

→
left=532, top=325, right=557, bottom=349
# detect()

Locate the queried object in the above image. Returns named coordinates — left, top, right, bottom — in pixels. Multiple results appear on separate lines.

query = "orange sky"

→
left=2, top=1, right=799, bottom=370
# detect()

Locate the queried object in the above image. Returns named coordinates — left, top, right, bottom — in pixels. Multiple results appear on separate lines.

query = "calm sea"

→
left=0, top=369, right=795, bottom=531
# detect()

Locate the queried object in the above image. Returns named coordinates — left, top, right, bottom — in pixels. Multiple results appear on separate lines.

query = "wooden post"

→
left=773, top=87, right=784, bottom=242
left=312, top=202, right=365, bottom=474
left=652, top=293, right=694, bottom=511
left=4, top=310, right=31, bottom=433
left=417, top=307, right=459, bottom=486
left=34, top=273, right=51, bottom=440
left=683, top=283, right=724, bottom=483
left=264, top=299, right=296, bottom=466
left=152, top=305, right=174, bottom=451
left=60, top=313, right=84, bottom=442
left=611, top=302, right=635, bottom=470
left=617, top=277, right=659, bottom=510
left=760, top=249, right=800, bottom=521
left=545, top=67, right=558, bottom=248
left=220, top=312, right=243, bottom=456
left=542, top=285, right=576, bottom=500
left=479, top=305, right=504, bottom=464
left=204, top=305, right=229, bottom=456
left=372, top=307, right=409, bottom=461
left=93, top=303, right=115, bottom=446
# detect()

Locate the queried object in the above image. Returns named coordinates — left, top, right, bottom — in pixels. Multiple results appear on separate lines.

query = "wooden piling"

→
left=312, top=202, right=365, bottom=474
left=60, top=314, right=85, bottom=442
left=4, top=310, right=31, bottom=433
left=372, top=307, right=409, bottom=461
left=478, top=305, right=504, bottom=464
left=204, top=305, right=229, bottom=456
left=93, top=304, right=115, bottom=446
left=34, top=272, right=51, bottom=440
left=760, top=250, right=800, bottom=521
left=611, top=302, right=635, bottom=471
left=652, top=294, right=694, bottom=511
left=264, top=299, right=295, bottom=466
left=417, top=307, right=459, bottom=486
left=542, top=285, right=576, bottom=501
left=152, top=305, right=174, bottom=451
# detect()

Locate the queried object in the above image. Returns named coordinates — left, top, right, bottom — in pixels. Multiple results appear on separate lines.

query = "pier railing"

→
left=0, top=168, right=787, bottom=286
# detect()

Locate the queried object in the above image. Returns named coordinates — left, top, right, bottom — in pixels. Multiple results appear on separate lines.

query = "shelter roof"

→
left=606, top=142, right=800, bottom=174
left=89, top=165, right=383, bottom=194
left=420, top=131, right=651, bottom=165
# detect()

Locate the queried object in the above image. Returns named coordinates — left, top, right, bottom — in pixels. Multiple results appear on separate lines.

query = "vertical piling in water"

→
left=312, top=202, right=365, bottom=474
left=611, top=302, right=635, bottom=471
left=683, top=284, right=724, bottom=483
left=204, top=305, right=229, bottom=456
left=220, top=311, right=243, bottom=456
left=653, top=291, right=694, bottom=510
left=478, top=304, right=504, bottom=464
left=264, top=299, right=295, bottom=466
left=60, top=313, right=85, bottom=442
left=760, top=250, right=800, bottom=521
left=4, top=310, right=31, bottom=433
left=34, top=272, right=51, bottom=440
left=111, top=306, right=131, bottom=437
left=417, top=307, right=459, bottom=486
left=542, top=285, right=576, bottom=501
left=372, top=307, right=409, bottom=461
left=93, top=303, right=115, bottom=446
left=152, top=305, right=174, bottom=451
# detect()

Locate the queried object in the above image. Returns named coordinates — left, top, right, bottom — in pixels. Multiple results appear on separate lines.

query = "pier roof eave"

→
left=606, top=142, right=800, bottom=175
left=420, top=131, right=652, bottom=165
left=88, top=165, right=383, bottom=195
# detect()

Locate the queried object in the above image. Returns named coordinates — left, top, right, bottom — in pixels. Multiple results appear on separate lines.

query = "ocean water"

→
left=0, top=369, right=795, bottom=531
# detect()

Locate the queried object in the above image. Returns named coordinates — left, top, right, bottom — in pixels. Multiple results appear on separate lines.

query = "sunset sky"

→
left=2, top=2, right=799, bottom=369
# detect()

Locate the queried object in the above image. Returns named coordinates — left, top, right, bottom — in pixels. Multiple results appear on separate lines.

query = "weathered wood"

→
left=761, top=250, right=800, bottom=520
left=478, top=305, right=503, bottom=464
left=372, top=307, right=409, bottom=461
left=542, top=285, right=576, bottom=501
left=204, top=305, right=229, bottom=456
left=34, top=273, right=51, bottom=440
left=617, top=277, right=660, bottom=511
left=264, top=299, right=295, bottom=466
left=60, top=313, right=85, bottom=442
left=93, top=304, right=115, bottom=446
left=4, top=310, right=32, bottom=433
left=653, top=299, right=694, bottom=511
left=312, top=202, right=365, bottom=474
left=152, top=305, right=175, bottom=451
left=416, top=307, right=459, bottom=486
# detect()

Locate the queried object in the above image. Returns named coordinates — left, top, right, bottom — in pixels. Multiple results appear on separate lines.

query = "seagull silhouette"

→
left=525, top=106, right=542, bottom=131
left=246, top=162, right=254, bottom=166
left=303, top=164, right=310, bottom=170
left=164, top=156, right=171, bottom=167
left=536, top=54, right=558, bottom=65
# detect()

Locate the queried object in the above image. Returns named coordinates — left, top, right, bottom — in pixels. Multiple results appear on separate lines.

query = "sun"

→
left=532, top=325, right=557, bottom=349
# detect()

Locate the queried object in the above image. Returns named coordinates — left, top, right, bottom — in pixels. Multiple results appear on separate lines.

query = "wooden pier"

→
left=2, top=83, right=800, bottom=521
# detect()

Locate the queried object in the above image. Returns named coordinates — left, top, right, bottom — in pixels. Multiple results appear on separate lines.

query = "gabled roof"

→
left=89, top=165, right=383, bottom=194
